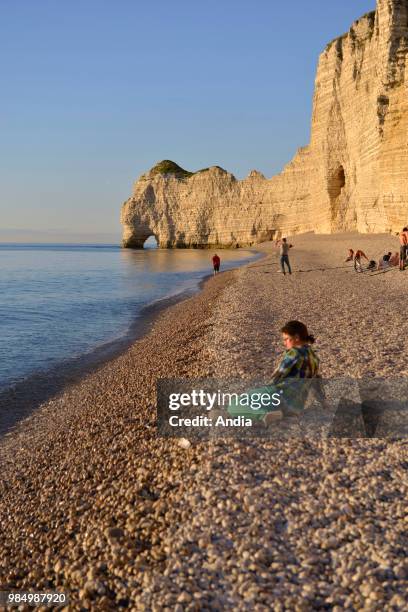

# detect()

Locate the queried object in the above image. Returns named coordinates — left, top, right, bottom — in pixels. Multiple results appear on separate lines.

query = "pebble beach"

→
left=1, top=233, right=408, bottom=610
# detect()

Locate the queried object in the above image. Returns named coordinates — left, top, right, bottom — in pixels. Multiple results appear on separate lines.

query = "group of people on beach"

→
left=377, top=252, right=399, bottom=270
left=345, top=227, right=408, bottom=272
left=214, top=227, right=408, bottom=424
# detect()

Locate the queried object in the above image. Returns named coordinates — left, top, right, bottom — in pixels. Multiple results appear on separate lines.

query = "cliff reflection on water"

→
left=0, top=243, right=256, bottom=392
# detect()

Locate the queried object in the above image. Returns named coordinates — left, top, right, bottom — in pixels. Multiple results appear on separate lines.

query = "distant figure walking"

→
left=354, top=249, right=369, bottom=272
left=279, top=238, right=293, bottom=275
left=212, top=254, right=221, bottom=275
left=399, top=227, right=408, bottom=270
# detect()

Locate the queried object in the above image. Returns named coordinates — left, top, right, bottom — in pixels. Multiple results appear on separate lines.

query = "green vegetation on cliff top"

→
left=150, top=160, right=193, bottom=178
left=148, top=160, right=227, bottom=179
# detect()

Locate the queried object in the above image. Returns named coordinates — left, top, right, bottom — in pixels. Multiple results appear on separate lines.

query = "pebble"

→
left=178, top=438, right=191, bottom=449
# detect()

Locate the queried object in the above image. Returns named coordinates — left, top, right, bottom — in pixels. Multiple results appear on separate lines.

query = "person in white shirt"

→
left=279, top=238, right=293, bottom=275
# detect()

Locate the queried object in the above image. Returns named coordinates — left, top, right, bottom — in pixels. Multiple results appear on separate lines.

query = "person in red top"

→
left=212, top=254, right=221, bottom=275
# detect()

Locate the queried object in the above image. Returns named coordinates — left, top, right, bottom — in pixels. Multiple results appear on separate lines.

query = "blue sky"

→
left=0, top=0, right=375, bottom=241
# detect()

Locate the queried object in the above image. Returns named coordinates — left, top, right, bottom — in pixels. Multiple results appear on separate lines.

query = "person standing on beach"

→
left=212, top=254, right=221, bottom=275
left=399, top=227, right=408, bottom=270
left=279, top=238, right=293, bottom=275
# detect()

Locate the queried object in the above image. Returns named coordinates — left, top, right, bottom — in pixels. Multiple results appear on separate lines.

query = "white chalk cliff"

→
left=121, top=0, right=408, bottom=248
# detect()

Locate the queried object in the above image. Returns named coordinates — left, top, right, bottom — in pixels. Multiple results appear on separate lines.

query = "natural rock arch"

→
left=143, top=235, right=158, bottom=249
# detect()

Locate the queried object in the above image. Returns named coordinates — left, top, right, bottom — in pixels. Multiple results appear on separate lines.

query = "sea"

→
left=0, top=243, right=257, bottom=393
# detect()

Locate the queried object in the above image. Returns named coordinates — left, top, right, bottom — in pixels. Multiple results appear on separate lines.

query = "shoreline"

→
left=1, top=234, right=407, bottom=609
left=0, top=284, right=199, bottom=439
left=0, top=260, right=240, bottom=461
left=0, top=248, right=262, bottom=439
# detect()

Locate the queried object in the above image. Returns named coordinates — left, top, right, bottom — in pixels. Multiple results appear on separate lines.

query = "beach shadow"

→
left=261, top=265, right=354, bottom=275
left=252, top=263, right=351, bottom=271
left=368, top=267, right=399, bottom=277
left=0, top=368, right=88, bottom=438
left=296, top=265, right=352, bottom=272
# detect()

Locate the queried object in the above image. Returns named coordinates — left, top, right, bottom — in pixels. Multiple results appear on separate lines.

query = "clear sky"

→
left=1, top=0, right=375, bottom=242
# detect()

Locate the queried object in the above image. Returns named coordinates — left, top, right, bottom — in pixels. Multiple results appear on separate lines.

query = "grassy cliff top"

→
left=149, top=160, right=194, bottom=178
left=147, top=160, right=228, bottom=179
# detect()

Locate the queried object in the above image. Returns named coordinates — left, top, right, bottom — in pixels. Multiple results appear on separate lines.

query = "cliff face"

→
left=121, top=0, right=408, bottom=248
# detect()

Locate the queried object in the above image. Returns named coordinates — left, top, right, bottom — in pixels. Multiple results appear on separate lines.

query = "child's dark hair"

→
left=280, top=320, right=315, bottom=344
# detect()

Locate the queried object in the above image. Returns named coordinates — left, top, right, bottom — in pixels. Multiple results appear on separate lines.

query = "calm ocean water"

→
left=0, top=244, right=256, bottom=392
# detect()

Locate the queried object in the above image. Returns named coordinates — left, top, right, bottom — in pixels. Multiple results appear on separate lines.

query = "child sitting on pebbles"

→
left=228, top=320, right=320, bottom=425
